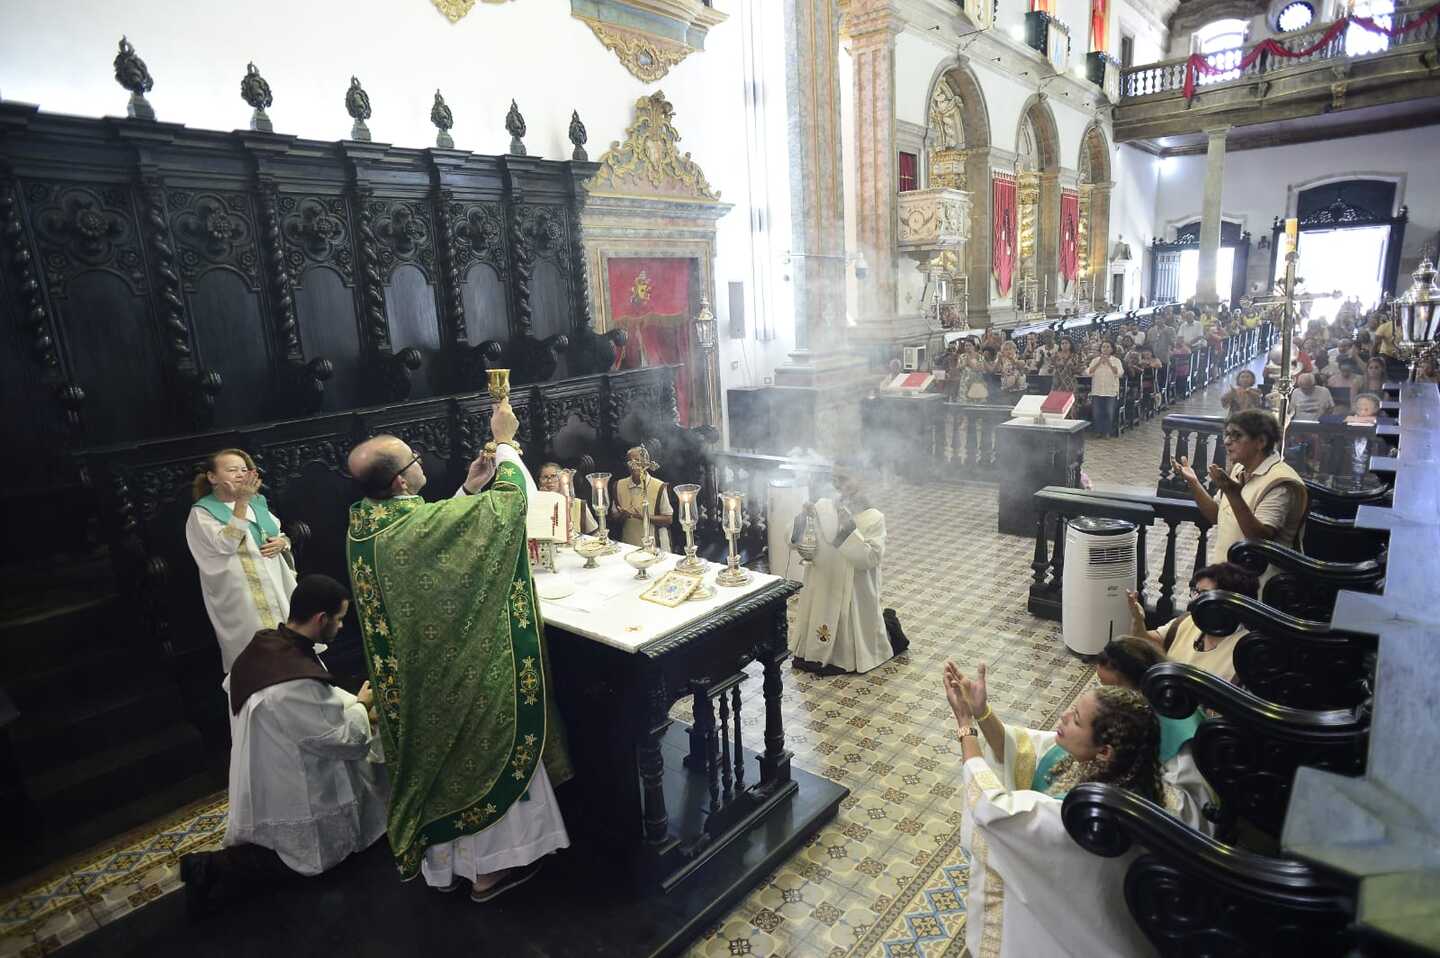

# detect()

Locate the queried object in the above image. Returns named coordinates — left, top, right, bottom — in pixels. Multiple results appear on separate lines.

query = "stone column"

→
left=841, top=0, right=902, bottom=347
left=780, top=0, right=847, bottom=365
left=1196, top=126, right=1229, bottom=306
left=773, top=0, right=866, bottom=456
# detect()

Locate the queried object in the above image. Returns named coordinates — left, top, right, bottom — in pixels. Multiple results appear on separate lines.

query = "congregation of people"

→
left=174, top=295, right=1379, bottom=957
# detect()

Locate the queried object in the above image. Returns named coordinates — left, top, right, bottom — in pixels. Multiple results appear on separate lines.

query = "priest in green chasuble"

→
left=346, top=402, right=571, bottom=901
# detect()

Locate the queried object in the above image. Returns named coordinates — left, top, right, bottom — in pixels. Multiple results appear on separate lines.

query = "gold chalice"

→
left=487, top=368, right=510, bottom=402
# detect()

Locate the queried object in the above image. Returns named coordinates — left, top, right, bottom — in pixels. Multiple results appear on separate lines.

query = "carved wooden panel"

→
left=0, top=105, right=600, bottom=493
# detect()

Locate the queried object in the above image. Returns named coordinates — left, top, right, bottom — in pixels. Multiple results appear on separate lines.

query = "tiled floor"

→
left=0, top=370, right=1245, bottom=958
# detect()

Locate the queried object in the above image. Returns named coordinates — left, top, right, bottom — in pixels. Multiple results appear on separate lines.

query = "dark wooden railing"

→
left=1157, top=413, right=1393, bottom=500
left=1028, top=485, right=1208, bottom=624
left=698, top=451, right=832, bottom=567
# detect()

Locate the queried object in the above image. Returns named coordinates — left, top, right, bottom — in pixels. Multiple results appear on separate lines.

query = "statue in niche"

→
left=927, top=80, right=965, bottom=189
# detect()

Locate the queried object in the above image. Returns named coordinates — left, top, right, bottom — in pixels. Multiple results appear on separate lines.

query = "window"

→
left=1120, top=34, right=1135, bottom=68
left=1346, top=0, right=1394, bottom=56
left=898, top=152, right=918, bottom=192
left=1195, top=18, right=1248, bottom=54
left=1276, top=2, right=1313, bottom=32
left=1193, top=18, right=1248, bottom=85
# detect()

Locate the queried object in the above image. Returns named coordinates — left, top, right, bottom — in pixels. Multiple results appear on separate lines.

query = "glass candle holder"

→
left=586, top=472, right=619, bottom=555
left=673, top=482, right=705, bottom=574
left=716, top=490, right=750, bottom=586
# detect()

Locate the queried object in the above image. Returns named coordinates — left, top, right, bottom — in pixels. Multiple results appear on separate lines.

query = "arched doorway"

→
left=1014, top=95, right=1060, bottom=315
left=923, top=62, right=990, bottom=321
left=1078, top=123, right=1113, bottom=311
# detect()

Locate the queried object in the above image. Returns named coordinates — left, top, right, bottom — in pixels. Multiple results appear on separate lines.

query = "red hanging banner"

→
left=1060, top=190, right=1080, bottom=287
left=992, top=174, right=1017, bottom=298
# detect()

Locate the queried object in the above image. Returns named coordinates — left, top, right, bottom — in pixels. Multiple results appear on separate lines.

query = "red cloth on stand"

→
left=993, top=175, right=1017, bottom=298
left=1060, top=191, right=1080, bottom=288
left=608, top=257, right=694, bottom=425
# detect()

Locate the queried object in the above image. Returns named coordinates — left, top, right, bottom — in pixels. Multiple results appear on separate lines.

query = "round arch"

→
left=1015, top=94, right=1061, bottom=172
left=1078, top=123, right=1111, bottom=184
left=925, top=60, right=991, bottom=153
left=920, top=59, right=994, bottom=319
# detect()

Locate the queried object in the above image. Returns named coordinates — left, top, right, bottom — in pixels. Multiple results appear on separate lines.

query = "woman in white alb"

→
left=186, top=448, right=297, bottom=672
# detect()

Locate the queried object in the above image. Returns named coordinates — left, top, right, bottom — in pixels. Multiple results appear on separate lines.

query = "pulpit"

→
left=995, top=418, right=1088, bottom=536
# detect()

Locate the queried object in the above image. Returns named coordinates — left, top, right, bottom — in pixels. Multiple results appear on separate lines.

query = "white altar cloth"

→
left=538, top=541, right=780, bottom=655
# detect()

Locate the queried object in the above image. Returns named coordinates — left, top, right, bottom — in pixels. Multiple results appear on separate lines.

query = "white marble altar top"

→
left=538, top=540, right=783, bottom=654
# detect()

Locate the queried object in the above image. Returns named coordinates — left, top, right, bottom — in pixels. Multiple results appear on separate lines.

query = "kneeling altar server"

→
left=790, top=461, right=895, bottom=675
left=180, top=574, right=388, bottom=914
left=346, top=401, right=571, bottom=902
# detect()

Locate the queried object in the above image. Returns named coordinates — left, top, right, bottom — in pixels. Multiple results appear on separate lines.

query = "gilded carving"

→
left=429, top=0, right=512, bottom=23
left=588, top=92, right=719, bottom=201
left=1016, top=172, right=1039, bottom=267
left=577, top=17, right=692, bottom=83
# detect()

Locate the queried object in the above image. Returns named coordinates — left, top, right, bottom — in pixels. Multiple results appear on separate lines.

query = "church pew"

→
left=1142, top=661, right=1369, bottom=843
left=1188, top=590, right=1378, bottom=712
left=1062, top=783, right=1359, bottom=957
left=1227, top=539, right=1385, bottom=621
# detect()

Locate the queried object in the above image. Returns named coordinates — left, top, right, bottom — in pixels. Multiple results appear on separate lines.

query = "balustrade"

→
left=1118, top=0, right=1440, bottom=100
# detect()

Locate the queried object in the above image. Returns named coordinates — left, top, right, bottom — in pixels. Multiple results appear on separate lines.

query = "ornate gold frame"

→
left=584, top=92, right=731, bottom=427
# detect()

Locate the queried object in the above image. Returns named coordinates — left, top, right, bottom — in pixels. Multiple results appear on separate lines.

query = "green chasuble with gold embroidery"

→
left=346, top=460, right=571, bottom=879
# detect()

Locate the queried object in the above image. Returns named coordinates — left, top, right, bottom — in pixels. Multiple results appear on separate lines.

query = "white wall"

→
left=1110, top=144, right=1159, bottom=307
left=0, top=0, right=799, bottom=426
left=1152, top=126, right=1440, bottom=265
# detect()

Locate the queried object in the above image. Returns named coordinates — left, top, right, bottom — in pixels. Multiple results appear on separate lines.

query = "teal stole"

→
left=1031, top=744, right=1069, bottom=797
left=195, top=493, right=280, bottom=549
left=1159, top=710, right=1204, bottom=763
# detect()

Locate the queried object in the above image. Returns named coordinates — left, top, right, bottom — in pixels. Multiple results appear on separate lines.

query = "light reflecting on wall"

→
left=1177, top=246, right=1235, bottom=302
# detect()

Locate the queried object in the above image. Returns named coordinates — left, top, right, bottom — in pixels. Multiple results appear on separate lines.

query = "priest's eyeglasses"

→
left=387, top=452, right=422, bottom=487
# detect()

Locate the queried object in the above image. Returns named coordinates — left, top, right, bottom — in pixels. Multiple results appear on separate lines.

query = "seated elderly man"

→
left=180, top=574, right=389, bottom=915
left=1290, top=372, right=1335, bottom=418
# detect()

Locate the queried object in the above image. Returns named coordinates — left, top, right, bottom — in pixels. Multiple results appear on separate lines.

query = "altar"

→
left=537, top=541, right=849, bottom=954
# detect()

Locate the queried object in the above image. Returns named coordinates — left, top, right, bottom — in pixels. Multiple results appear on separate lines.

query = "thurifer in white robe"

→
left=223, top=677, right=390, bottom=876
left=961, top=723, right=1209, bottom=958
left=789, top=499, right=892, bottom=674
left=187, top=506, right=297, bottom=672
left=416, top=446, right=570, bottom=889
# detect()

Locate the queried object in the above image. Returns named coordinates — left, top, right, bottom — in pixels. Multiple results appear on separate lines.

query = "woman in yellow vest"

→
left=1176, top=410, right=1307, bottom=580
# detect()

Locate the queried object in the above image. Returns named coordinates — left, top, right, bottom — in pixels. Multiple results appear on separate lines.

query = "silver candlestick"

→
left=716, top=490, right=750, bottom=587
left=585, top=472, right=620, bottom=555
left=673, top=483, right=706, bottom=574
left=558, top=467, right=577, bottom=548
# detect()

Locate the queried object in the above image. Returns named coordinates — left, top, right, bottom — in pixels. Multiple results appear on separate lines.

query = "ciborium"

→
left=624, top=499, right=664, bottom=580
left=716, top=490, right=751, bottom=587
left=487, top=368, right=510, bottom=402
left=585, top=472, right=620, bottom=556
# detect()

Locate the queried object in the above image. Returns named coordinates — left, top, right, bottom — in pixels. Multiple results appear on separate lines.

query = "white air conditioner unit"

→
left=902, top=345, right=927, bottom=371
left=1061, top=517, right=1138, bottom=655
